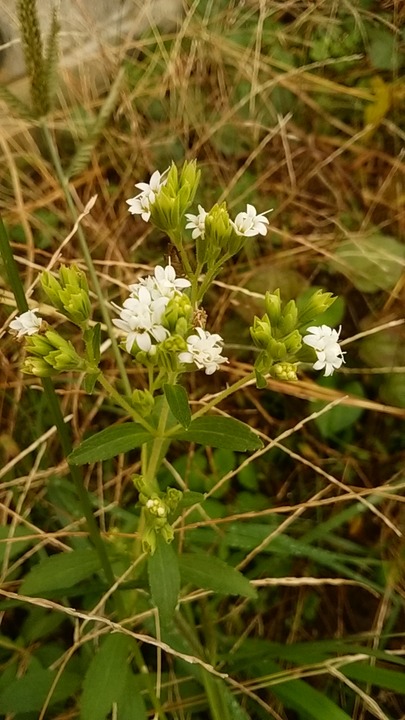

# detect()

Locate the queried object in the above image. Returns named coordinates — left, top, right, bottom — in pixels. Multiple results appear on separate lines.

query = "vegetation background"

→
left=0, top=1, right=404, bottom=718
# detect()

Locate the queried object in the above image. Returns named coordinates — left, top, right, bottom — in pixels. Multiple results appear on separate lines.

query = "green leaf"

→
left=221, top=683, right=252, bottom=719
left=82, top=372, right=99, bottom=394
left=80, top=634, right=132, bottom=720
left=0, top=667, right=80, bottom=714
left=267, top=667, right=352, bottom=720
left=0, top=525, right=33, bottom=564
left=164, top=383, right=191, bottom=428
left=68, top=423, right=152, bottom=464
left=312, top=381, right=365, bottom=438
left=179, top=553, right=257, bottom=599
left=178, top=491, right=206, bottom=508
left=116, top=669, right=147, bottom=720
left=20, top=549, right=102, bottom=596
left=368, top=28, right=398, bottom=71
left=380, top=373, right=405, bottom=409
left=148, top=537, right=180, bottom=627
left=176, top=416, right=262, bottom=451
left=342, top=661, right=405, bottom=694
left=329, top=234, right=405, bottom=293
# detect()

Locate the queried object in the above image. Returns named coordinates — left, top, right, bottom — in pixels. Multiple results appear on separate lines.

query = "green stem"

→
left=0, top=213, right=119, bottom=598
left=166, top=370, right=256, bottom=438
left=196, top=254, right=231, bottom=305
left=97, top=374, right=157, bottom=435
left=39, top=121, right=132, bottom=397
left=142, top=394, right=172, bottom=494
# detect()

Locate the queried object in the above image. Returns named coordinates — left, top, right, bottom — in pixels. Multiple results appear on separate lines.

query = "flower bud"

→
left=26, top=329, right=86, bottom=373
left=155, top=335, right=187, bottom=372
left=204, top=203, right=233, bottom=258
left=250, top=316, right=272, bottom=349
left=131, top=389, right=155, bottom=417
left=162, top=294, right=193, bottom=332
left=298, top=289, right=336, bottom=327
left=271, top=362, right=298, bottom=381
left=264, top=290, right=282, bottom=326
left=284, top=329, right=302, bottom=355
left=22, top=357, right=54, bottom=376
left=160, top=523, right=175, bottom=544
left=142, top=526, right=157, bottom=555
left=179, top=159, right=201, bottom=206
left=166, top=487, right=182, bottom=512
left=149, top=189, right=181, bottom=233
left=279, top=299, right=298, bottom=335
left=41, top=265, right=91, bottom=326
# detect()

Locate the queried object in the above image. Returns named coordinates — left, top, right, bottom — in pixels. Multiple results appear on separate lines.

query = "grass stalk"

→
left=0, top=214, right=119, bottom=600
left=39, top=120, right=132, bottom=397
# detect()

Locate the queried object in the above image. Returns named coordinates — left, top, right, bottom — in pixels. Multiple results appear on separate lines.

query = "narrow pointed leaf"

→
left=68, top=423, right=152, bottom=464
left=20, top=549, right=102, bottom=596
left=80, top=634, right=132, bottom=720
left=116, top=670, right=147, bottom=720
left=342, top=661, right=405, bottom=693
left=148, top=537, right=180, bottom=627
left=176, top=416, right=262, bottom=451
left=179, top=553, right=257, bottom=599
left=164, top=383, right=191, bottom=428
left=0, top=668, right=80, bottom=714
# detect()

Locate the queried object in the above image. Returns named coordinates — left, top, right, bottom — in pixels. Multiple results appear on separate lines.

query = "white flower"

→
left=179, top=327, right=228, bottom=375
left=303, top=325, right=345, bottom=377
left=113, top=286, right=169, bottom=353
left=9, top=309, right=42, bottom=337
left=131, top=264, right=190, bottom=299
left=126, top=168, right=168, bottom=222
left=231, top=204, right=271, bottom=237
left=185, top=205, right=208, bottom=239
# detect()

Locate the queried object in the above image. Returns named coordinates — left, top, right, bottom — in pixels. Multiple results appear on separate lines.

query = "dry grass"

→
left=1, top=1, right=405, bottom=718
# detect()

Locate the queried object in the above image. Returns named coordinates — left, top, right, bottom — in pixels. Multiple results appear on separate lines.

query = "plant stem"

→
left=97, top=373, right=157, bottom=435
left=142, top=394, right=172, bottom=494
left=0, top=213, right=119, bottom=600
left=39, top=120, right=132, bottom=397
left=166, top=370, right=256, bottom=438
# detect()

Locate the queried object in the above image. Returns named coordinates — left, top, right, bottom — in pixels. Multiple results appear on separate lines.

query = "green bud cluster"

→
left=202, top=203, right=233, bottom=262
left=250, top=288, right=339, bottom=384
left=41, top=265, right=91, bottom=326
left=250, top=289, right=302, bottom=380
left=22, top=329, right=87, bottom=376
left=156, top=335, right=188, bottom=373
left=270, top=362, right=298, bottom=381
left=150, top=161, right=200, bottom=234
left=134, top=476, right=182, bottom=554
left=162, top=294, right=193, bottom=334
left=131, top=389, right=155, bottom=417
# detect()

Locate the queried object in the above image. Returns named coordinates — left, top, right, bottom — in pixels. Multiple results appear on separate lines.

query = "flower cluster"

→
left=179, top=327, right=228, bottom=376
left=303, top=325, right=345, bottom=377
left=127, top=167, right=271, bottom=241
left=112, top=286, right=169, bottom=353
left=184, top=202, right=271, bottom=240
left=113, top=264, right=190, bottom=354
left=113, top=264, right=227, bottom=375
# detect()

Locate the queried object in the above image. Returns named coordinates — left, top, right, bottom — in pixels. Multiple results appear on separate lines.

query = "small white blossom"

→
left=303, top=325, right=345, bottom=377
left=131, top=264, right=190, bottom=299
left=113, top=286, right=169, bottom=353
left=126, top=169, right=168, bottom=222
left=9, top=309, right=42, bottom=338
left=179, top=327, right=228, bottom=375
left=185, top=205, right=208, bottom=239
left=231, top=204, right=271, bottom=237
